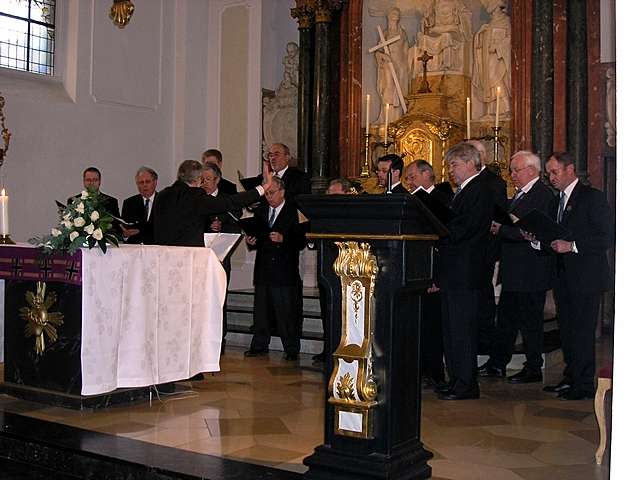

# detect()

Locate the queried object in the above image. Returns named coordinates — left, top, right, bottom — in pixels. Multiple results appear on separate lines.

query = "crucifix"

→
left=417, top=50, right=433, bottom=93
left=368, top=25, right=408, bottom=115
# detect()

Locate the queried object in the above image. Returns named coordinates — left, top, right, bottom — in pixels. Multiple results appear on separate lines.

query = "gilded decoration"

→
left=329, top=241, right=379, bottom=439
left=0, top=93, right=11, bottom=169
left=109, top=1, right=135, bottom=29
left=19, top=282, right=64, bottom=355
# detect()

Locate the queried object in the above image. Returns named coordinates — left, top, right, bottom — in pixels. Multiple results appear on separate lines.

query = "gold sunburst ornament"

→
left=110, top=1, right=135, bottom=29
left=19, top=282, right=64, bottom=355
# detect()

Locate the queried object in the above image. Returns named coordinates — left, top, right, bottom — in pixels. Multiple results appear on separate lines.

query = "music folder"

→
left=235, top=215, right=271, bottom=240
left=493, top=205, right=519, bottom=227
left=515, top=209, right=569, bottom=244
left=411, top=186, right=456, bottom=224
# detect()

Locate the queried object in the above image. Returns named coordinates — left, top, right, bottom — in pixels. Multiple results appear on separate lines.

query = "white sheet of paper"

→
left=204, top=233, right=243, bottom=261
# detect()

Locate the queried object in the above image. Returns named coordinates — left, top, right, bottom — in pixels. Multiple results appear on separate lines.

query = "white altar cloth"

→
left=80, top=245, right=226, bottom=395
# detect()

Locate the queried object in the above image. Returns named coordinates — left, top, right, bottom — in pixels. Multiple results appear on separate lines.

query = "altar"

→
left=0, top=244, right=226, bottom=407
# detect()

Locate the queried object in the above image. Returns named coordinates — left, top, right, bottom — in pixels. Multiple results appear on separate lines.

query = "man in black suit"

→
left=376, top=154, right=409, bottom=193
left=540, top=152, right=613, bottom=400
left=201, top=148, right=238, bottom=195
left=435, top=143, right=493, bottom=400
left=69, top=167, right=120, bottom=218
left=405, top=159, right=447, bottom=388
left=154, top=160, right=273, bottom=247
left=480, top=151, right=555, bottom=383
left=244, top=177, right=307, bottom=361
left=467, top=140, right=508, bottom=360
left=121, top=166, right=158, bottom=244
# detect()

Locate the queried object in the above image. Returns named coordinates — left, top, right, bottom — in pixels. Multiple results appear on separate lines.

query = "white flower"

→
left=92, top=228, right=103, bottom=241
left=80, top=190, right=89, bottom=199
left=61, top=220, right=73, bottom=229
left=90, top=210, right=100, bottom=222
left=75, top=202, right=85, bottom=214
left=84, top=224, right=95, bottom=235
left=63, top=212, right=72, bottom=221
left=69, top=231, right=79, bottom=242
left=73, top=217, right=86, bottom=227
left=51, top=228, right=62, bottom=237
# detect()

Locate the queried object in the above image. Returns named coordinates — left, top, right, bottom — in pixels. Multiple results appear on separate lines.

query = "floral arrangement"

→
left=30, top=188, right=119, bottom=254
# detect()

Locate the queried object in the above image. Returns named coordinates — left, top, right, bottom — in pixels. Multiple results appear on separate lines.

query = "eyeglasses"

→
left=510, top=166, right=531, bottom=174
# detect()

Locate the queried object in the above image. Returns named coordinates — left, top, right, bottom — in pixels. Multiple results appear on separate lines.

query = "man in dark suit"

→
left=154, top=160, right=273, bottom=247
left=467, top=140, right=508, bottom=359
left=377, top=153, right=409, bottom=193
left=120, top=166, right=158, bottom=244
left=480, top=151, right=555, bottom=383
left=435, top=143, right=493, bottom=400
left=244, top=177, right=307, bottom=361
left=540, top=152, right=613, bottom=400
left=405, top=159, right=448, bottom=388
left=69, top=167, right=120, bottom=218
left=201, top=148, right=238, bottom=195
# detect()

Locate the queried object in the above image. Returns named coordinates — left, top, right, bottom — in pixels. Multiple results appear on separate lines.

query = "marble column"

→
left=531, top=0, right=554, bottom=165
left=291, top=4, right=314, bottom=173
left=566, top=0, right=588, bottom=179
left=310, top=2, right=335, bottom=194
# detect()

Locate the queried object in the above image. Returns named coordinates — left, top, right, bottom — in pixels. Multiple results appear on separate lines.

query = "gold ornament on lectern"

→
left=19, top=282, right=64, bottom=355
left=110, top=1, right=135, bottom=29
left=0, top=93, right=11, bottom=170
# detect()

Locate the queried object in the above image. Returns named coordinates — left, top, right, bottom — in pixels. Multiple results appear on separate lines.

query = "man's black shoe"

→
left=244, top=348, right=268, bottom=357
left=507, top=368, right=542, bottom=384
left=284, top=353, right=299, bottom=361
left=435, top=383, right=452, bottom=394
left=559, top=387, right=595, bottom=401
left=189, top=373, right=204, bottom=381
left=437, top=389, right=480, bottom=401
left=542, top=379, right=572, bottom=393
left=477, top=362, right=506, bottom=377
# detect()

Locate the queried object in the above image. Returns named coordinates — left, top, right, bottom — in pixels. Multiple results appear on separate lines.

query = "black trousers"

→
left=554, top=281, right=601, bottom=393
left=221, top=256, right=232, bottom=341
left=441, top=288, right=480, bottom=394
left=490, top=290, right=546, bottom=370
left=250, top=283, right=302, bottom=355
left=477, top=281, right=497, bottom=354
left=420, top=292, right=445, bottom=383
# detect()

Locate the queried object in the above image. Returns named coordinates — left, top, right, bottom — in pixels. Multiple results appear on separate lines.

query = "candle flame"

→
left=1, top=189, right=4, bottom=196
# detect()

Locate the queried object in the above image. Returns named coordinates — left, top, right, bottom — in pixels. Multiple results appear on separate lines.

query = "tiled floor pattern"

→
left=0, top=340, right=611, bottom=480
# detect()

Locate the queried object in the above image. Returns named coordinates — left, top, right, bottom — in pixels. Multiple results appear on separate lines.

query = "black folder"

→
left=236, top=216, right=271, bottom=240
left=239, top=176, right=262, bottom=191
left=411, top=186, right=456, bottom=224
left=493, top=204, right=517, bottom=227
left=515, top=209, right=569, bottom=244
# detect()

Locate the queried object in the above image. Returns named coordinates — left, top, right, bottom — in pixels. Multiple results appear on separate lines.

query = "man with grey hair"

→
left=121, top=166, right=159, bottom=244
left=479, top=151, right=555, bottom=383
left=405, top=159, right=452, bottom=205
left=154, top=159, right=274, bottom=246
left=434, top=142, right=493, bottom=400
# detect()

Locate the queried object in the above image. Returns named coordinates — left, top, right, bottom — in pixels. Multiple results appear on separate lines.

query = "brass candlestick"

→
left=382, top=140, right=393, bottom=154
left=492, top=126, right=502, bottom=166
left=361, top=133, right=371, bottom=177
left=0, top=234, right=15, bottom=245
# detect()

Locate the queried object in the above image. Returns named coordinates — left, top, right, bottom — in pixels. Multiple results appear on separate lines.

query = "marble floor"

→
left=0, top=339, right=611, bottom=480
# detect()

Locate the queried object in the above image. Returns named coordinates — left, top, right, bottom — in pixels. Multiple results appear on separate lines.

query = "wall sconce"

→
left=110, top=1, right=135, bottom=29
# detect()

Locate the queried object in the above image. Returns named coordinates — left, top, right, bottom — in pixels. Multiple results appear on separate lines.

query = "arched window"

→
left=0, top=0, right=55, bottom=75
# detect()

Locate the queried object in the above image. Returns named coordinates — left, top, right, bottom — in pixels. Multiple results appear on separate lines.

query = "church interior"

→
left=0, top=0, right=637, bottom=479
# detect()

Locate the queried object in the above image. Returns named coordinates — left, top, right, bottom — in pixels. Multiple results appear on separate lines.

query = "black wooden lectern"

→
left=297, top=194, right=446, bottom=480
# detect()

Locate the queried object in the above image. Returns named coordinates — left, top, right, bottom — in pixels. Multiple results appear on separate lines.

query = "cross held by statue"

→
left=417, top=51, right=433, bottom=93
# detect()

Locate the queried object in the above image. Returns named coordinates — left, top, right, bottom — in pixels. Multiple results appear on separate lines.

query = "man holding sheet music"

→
left=480, top=151, right=555, bottom=384
left=121, top=167, right=158, bottom=244
left=536, top=152, right=614, bottom=400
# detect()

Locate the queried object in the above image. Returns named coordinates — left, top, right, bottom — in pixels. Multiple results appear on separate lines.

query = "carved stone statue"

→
left=472, top=0, right=511, bottom=119
left=411, top=0, right=472, bottom=76
left=263, top=43, right=299, bottom=161
left=374, top=7, right=409, bottom=123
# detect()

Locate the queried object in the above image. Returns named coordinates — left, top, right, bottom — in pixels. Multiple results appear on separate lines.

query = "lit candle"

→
left=0, top=189, right=8, bottom=236
left=365, top=94, right=370, bottom=135
left=466, top=97, right=471, bottom=139
left=495, top=86, right=501, bottom=128
left=384, top=103, right=390, bottom=144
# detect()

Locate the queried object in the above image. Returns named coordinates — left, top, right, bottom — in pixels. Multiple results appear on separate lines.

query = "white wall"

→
left=261, top=0, right=298, bottom=92
left=0, top=0, right=213, bottom=242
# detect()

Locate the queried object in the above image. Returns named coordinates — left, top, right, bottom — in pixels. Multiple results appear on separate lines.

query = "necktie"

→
left=452, top=187, right=461, bottom=202
left=556, top=191, right=566, bottom=223
left=144, top=198, right=150, bottom=221
left=268, top=207, right=276, bottom=227
left=510, top=190, right=525, bottom=210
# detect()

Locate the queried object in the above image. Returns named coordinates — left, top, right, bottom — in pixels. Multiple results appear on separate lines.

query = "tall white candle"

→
left=466, top=97, right=471, bottom=139
left=0, top=189, right=8, bottom=236
left=495, top=86, right=501, bottom=128
left=365, top=94, right=370, bottom=135
left=384, top=103, right=390, bottom=144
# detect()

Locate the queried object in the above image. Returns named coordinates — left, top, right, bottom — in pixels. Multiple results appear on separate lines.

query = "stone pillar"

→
left=310, top=2, right=336, bottom=194
left=566, top=0, right=588, bottom=178
left=531, top=0, right=554, bottom=164
left=291, top=3, right=314, bottom=173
